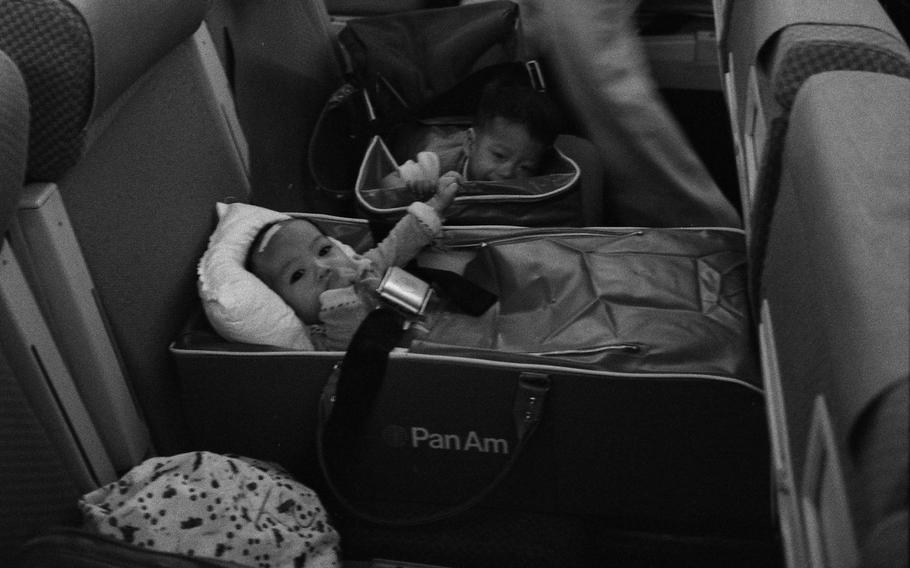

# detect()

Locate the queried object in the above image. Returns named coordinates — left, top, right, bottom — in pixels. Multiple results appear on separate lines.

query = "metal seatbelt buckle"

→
left=376, top=266, right=433, bottom=318
left=525, top=59, right=546, bottom=92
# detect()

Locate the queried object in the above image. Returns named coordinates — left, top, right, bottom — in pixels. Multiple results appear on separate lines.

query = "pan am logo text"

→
left=386, top=426, right=509, bottom=454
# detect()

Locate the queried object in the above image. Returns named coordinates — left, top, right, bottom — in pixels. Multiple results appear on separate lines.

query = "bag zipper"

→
left=529, top=343, right=643, bottom=357
left=444, top=228, right=646, bottom=249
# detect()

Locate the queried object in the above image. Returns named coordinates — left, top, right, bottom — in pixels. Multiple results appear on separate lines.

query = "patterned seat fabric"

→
left=770, top=23, right=910, bottom=109
left=0, top=47, right=29, bottom=233
left=0, top=0, right=93, bottom=182
left=0, top=46, right=85, bottom=559
left=748, top=24, right=910, bottom=301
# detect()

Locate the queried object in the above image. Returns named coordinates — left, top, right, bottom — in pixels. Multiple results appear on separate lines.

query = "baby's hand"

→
left=395, top=152, right=440, bottom=197
left=426, top=171, right=461, bottom=214
left=405, top=177, right=436, bottom=199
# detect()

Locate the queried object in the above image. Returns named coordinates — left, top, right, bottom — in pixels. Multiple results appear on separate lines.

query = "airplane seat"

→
left=0, top=351, right=85, bottom=560
left=850, top=379, right=908, bottom=567
left=746, top=21, right=910, bottom=297
left=0, top=49, right=27, bottom=234
left=203, top=0, right=343, bottom=214
left=0, top=0, right=214, bottom=180
left=0, top=0, right=251, bottom=459
left=0, top=46, right=85, bottom=561
left=764, top=23, right=910, bottom=112
left=758, top=70, right=909, bottom=568
left=721, top=0, right=910, bottom=235
left=0, top=0, right=92, bottom=182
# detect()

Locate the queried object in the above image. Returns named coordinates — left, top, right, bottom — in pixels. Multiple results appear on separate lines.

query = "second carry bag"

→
left=310, top=2, right=589, bottom=226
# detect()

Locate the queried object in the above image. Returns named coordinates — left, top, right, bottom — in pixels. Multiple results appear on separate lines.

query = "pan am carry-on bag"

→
left=175, top=213, right=772, bottom=542
left=309, top=2, right=589, bottom=226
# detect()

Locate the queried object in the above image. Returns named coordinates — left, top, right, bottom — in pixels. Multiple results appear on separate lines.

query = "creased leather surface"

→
left=412, top=229, right=758, bottom=383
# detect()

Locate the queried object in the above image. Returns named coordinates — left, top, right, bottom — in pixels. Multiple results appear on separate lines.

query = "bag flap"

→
left=338, top=1, right=521, bottom=108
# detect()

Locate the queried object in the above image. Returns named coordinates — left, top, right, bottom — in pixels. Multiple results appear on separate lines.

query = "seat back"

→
left=0, top=46, right=85, bottom=560
left=721, top=3, right=909, bottom=565
left=204, top=0, right=342, bottom=213
left=0, top=48, right=26, bottom=236
left=0, top=0, right=251, bottom=457
left=746, top=24, right=910, bottom=296
left=720, top=0, right=909, bottom=232
left=758, top=70, right=909, bottom=568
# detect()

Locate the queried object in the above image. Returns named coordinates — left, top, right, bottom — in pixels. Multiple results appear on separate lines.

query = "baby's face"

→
left=252, top=219, right=360, bottom=324
left=466, top=117, right=546, bottom=181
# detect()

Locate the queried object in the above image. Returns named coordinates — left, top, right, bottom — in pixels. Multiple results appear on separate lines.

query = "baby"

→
left=247, top=172, right=461, bottom=351
left=381, top=79, right=562, bottom=193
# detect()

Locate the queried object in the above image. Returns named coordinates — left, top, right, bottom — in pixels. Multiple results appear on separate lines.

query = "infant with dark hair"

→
left=382, top=80, right=562, bottom=193
left=247, top=174, right=460, bottom=351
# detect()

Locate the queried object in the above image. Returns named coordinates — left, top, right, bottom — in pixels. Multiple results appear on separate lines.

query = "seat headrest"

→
left=0, top=0, right=210, bottom=181
left=768, top=23, right=910, bottom=110
left=0, top=50, right=29, bottom=236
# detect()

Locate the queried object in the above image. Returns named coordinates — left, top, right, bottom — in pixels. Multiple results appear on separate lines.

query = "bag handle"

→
left=316, top=307, right=550, bottom=527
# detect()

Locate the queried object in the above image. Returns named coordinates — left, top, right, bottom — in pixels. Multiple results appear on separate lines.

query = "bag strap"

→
left=350, top=242, right=498, bottom=316
left=316, top=307, right=549, bottom=527
left=404, top=262, right=497, bottom=316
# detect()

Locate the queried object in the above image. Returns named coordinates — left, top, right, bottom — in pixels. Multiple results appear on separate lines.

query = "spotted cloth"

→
left=79, top=452, right=340, bottom=568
